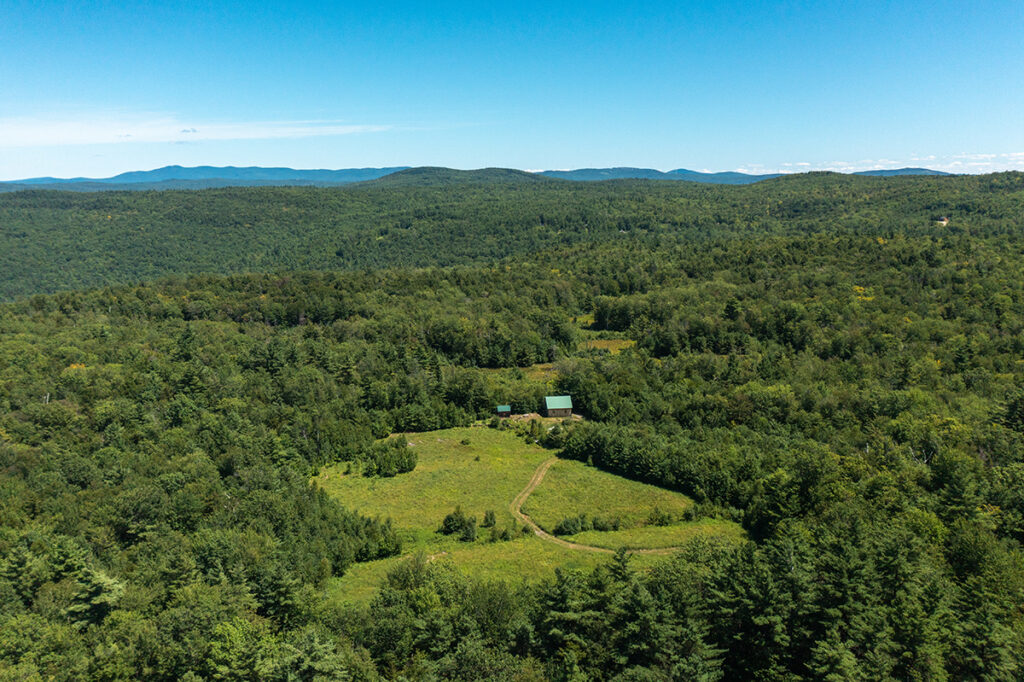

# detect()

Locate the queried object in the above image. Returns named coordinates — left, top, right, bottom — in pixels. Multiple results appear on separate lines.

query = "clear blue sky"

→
left=2, top=0, right=1022, bottom=179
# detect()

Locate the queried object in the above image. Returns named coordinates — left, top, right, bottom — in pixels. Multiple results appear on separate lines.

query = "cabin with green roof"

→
left=544, top=395, right=573, bottom=418
left=496, top=404, right=511, bottom=418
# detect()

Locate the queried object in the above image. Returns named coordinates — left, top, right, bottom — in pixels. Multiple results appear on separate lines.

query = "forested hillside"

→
left=1, top=171, right=1022, bottom=300
left=1, top=175, right=1024, bottom=679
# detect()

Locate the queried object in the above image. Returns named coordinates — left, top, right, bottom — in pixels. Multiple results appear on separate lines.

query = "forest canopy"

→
left=1, top=173, right=1024, bottom=679
left=1, top=171, right=1022, bottom=300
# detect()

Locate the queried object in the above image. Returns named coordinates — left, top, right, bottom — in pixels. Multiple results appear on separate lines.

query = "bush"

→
left=440, top=506, right=468, bottom=535
left=482, top=510, right=496, bottom=528
left=439, top=506, right=477, bottom=542
left=362, top=436, right=417, bottom=477
left=647, top=507, right=673, bottom=527
left=539, top=423, right=571, bottom=449
left=552, top=515, right=592, bottom=536
left=488, top=526, right=512, bottom=542
left=591, top=516, right=620, bottom=532
left=459, top=518, right=477, bottom=542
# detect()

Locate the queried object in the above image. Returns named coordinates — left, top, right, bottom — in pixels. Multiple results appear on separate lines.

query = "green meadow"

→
left=568, top=519, right=746, bottom=550
left=325, top=536, right=652, bottom=605
left=316, top=426, right=744, bottom=602
left=315, top=427, right=547, bottom=546
left=521, top=457, right=695, bottom=532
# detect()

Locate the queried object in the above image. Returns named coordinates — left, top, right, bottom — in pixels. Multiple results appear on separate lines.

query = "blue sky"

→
left=1, top=0, right=1022, bottom=179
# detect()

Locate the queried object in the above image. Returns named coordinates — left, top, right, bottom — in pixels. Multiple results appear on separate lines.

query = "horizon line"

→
left=4, top=163, right=1009, bottom=184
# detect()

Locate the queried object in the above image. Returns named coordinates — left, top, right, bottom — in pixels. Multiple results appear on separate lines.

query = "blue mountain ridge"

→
left=12, top=166, right=409, bottom=185
left=0, top=165, right=952, bottom=191
left=853, top=167, right=951, bottom=177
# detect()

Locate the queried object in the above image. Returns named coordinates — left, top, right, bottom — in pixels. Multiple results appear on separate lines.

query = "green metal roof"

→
left=545, top=395, right=573, bottom=410
left=496, top=404, right=511, bottom=412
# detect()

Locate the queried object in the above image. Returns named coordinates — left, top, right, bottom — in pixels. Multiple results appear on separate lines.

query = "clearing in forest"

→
left=521, top=458, right=693, bottom=532
left=578, top=337, right=636, bottom=354
left=316, top=427, right=548, bottom=547
left=518, top=456, right=742, bottom=553
left=315, top=426, right=743, bottom=602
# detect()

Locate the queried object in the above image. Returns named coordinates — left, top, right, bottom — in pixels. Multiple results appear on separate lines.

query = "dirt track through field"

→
left=510, top=458, right=684, bottom=556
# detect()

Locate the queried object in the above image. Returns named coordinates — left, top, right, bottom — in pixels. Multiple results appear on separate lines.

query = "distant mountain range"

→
left=537, top=167, right=786, bottom=183
left=540, top=166, right=950, bottom=183
left=0, top=164, right=952, bottom=192
left=851, top=167, right=952, bottom=177
left=372, top=167, right=550, bottom=186
left=0, top=166, right=410, bottom=192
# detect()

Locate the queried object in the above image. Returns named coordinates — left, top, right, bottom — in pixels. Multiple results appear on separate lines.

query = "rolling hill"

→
left=0, top=164, right=954, bottom=193
left=0, top=165, right=409, bottom=192
left=537, top=167, right=786, bottom=183
left=853, top=167, right=952, bottom=177
left=1, top=171, right=1019, bottom=300
left=362, top=166, right=552, bottom=186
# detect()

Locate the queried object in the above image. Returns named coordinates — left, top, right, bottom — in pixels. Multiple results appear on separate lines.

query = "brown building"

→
left=545, top=395, right=573, bottom=418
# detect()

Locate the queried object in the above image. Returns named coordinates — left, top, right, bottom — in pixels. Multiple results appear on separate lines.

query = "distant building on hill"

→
left=496, top=404, right=511, bottom=418
left=544, top=395, right=573, bottom=418
left=936, top=216, right=950, bottom=226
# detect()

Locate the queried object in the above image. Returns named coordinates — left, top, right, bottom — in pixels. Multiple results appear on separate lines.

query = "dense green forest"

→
left=2, top=170, right=1023, bottom=300
left=2, top=174, right=1024, bottom=679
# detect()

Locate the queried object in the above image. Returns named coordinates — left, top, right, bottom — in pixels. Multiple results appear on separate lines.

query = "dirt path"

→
left=510, top=458, right=683, bottom=556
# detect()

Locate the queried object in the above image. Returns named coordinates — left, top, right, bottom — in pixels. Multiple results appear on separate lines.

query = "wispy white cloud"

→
left=0, top=113, right=392, bottom=147
left=738, top=152, right=1024, bottom=175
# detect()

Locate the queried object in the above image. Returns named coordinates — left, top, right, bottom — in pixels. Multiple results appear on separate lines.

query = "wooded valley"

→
left=1, top=172, right=1023, bottom=679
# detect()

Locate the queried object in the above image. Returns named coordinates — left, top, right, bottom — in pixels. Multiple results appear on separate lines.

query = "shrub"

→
left=439, top=506, right=477, bottom=542
left=489, top=526, right=512, bottom=542
left=362, top=436, right=416, bottom=477
left=440, top=506, right=468, bottom=535
left=459, top=519, right=477, bottom=542
left=647, top=507, right=673, bottom=527
left=552, top=515, right=592, bottom=536
left=591, top=516, right=620, bottom=532
left=539, top=423, right=571, bottom=449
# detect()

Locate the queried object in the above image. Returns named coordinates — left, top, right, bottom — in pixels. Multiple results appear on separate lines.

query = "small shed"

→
left=544, top=395, right=573, bottom=418
left=496, top=404, right=512, bottom=418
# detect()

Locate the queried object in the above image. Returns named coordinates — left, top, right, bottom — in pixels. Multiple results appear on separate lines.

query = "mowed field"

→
left=316, top=427, right=547, bottom=546
left=326, top=535, right=632, bottom=604
left=521, top=458, right=694, bottom=531
left=569, top=520, right=745, bottom=550
left=316, top=426, right=744, bottom=603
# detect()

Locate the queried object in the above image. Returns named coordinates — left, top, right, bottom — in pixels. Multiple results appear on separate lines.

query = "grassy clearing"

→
left=326, top=535, right=668, bottom=605
left=480, top=362, right=558, bottom=383
left=521, top=362, right=557, bottom=382
left=522, top=458, right=693, bottom=532
left=574, top=312, right=595, bottom=327
left=317, top=426, right=742, bottom=604
left=315, top=427, right=547, bottom=546
left=317, top=426, right=558, bottom=602
left=568, top=519, right=746, bottom=550
left=578, top=337, right=636, bottom=354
